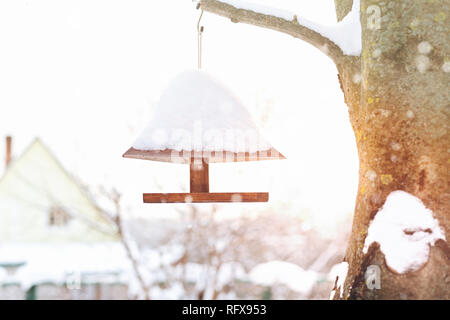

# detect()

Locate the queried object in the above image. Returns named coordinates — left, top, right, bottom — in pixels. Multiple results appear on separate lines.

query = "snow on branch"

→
left=200, top=0, right=361, bottom=63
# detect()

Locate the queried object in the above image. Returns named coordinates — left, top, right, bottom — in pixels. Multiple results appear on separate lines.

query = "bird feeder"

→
left=123, top=70, right=285, bottom=203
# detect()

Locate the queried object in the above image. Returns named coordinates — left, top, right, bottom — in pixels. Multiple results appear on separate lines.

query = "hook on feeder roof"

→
left=197, top=6, right=204, bottom=69
left=197, top=3, right=204, bottom=33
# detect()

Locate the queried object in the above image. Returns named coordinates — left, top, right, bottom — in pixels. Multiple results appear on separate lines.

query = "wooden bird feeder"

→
left=123, top=147, right=285, bottom=203
left=123, top=70, right=285, bottom=203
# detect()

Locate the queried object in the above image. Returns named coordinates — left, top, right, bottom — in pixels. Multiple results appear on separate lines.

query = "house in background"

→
left=0, top=137, right=117, bottom=243
left=0, top=137, right=130, bottom=299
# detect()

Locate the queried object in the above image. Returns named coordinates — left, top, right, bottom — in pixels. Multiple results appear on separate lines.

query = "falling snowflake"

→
left=366, top=170, right=377, bottom=181
left=390, top=142, right=401, bottom=151
left=417, top=41, right=433, bottom=55
left=406, top=110, right=415, bottom=118
left=415, top=55, right=430, bottom=73
left=352, top=73, right=362, bottom=84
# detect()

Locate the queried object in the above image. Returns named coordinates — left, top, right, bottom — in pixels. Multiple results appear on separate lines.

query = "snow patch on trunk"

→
left=220, top=0, right=362, bottom=56
left=328, top=261, right=348, bottom=299
left=363, top=190, right=446, bottom=274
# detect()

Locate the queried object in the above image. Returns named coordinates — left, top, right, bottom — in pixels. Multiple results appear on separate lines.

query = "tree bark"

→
left=200, top=0, right=449, bottom=299
left=340, top=0, right=449, bottom=300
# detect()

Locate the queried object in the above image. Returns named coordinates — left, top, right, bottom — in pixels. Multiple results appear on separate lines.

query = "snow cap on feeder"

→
left=126, top=70, right=282, bottom=161
left=123, top=70, right=285, bottom=203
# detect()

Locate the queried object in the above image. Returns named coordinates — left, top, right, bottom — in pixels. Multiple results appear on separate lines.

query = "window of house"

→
left=48, top=206, right=71, bottom=227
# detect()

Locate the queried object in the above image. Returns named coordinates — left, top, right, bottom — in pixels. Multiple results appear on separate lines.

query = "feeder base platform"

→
left=143, top=192, right=268, bottom=203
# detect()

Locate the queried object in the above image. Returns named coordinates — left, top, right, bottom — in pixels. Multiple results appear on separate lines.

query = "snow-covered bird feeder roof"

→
left=123, top=70, right=285, bottom=203
left=123, top=70, right=285, bottom=164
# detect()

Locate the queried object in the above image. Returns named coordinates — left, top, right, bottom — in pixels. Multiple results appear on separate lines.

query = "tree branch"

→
left=95, top=187, right=151, bottom=300
left=199, top=0, right=347, bottom=64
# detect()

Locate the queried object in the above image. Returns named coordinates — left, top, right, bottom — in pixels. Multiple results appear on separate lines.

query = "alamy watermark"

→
left=135, top=120, right=284, bottom=163
left=365, top=265, right=381, bottom=290
left=66, top=270, right=81, bottom=290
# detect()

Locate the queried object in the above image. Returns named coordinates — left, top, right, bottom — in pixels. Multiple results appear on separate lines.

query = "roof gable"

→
left=0, top=138, right=117, bottom=242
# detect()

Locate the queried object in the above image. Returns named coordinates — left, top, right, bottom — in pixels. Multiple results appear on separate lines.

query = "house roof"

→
left=0, top=138, right=118, bottom=240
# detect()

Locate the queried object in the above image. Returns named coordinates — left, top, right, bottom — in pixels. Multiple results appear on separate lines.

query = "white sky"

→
left=0, top=0, right=358, bottom=237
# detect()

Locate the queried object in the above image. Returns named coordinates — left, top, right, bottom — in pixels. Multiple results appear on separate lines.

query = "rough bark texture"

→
left=341, top=0, right=449, bottom=300
left=200, top=0, right=449, bottom=299
left=334, top=0, right=354, bottom=22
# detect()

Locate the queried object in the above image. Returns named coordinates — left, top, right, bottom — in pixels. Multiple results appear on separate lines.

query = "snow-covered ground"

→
left=0, top=210, right=347, bottom=299
left=0, top=243, right=130, bottom=290
left=0, top=242, right=334, bottom=299
left=249, top=261, right=319, bottom=294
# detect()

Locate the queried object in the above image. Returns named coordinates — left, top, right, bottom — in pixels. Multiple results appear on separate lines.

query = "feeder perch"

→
left=123, top=70, right=285, bottom=203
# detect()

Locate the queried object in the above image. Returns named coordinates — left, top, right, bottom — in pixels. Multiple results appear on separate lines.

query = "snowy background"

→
left=0, top=0, right=359, bottom=299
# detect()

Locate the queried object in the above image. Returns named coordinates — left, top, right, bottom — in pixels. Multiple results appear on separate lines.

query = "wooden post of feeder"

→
left=190, top=157, right=209, bottom=193
left=123, top=147, right=285, bottom=203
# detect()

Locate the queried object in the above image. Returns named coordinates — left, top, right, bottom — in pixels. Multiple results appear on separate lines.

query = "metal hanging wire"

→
left=197, top=4, right=204, bottom=70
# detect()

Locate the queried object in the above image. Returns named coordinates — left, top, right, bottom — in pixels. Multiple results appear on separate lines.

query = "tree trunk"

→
left=338, top=0, right=449, bottom=299
left=200, top=0, right=449, bottom=299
